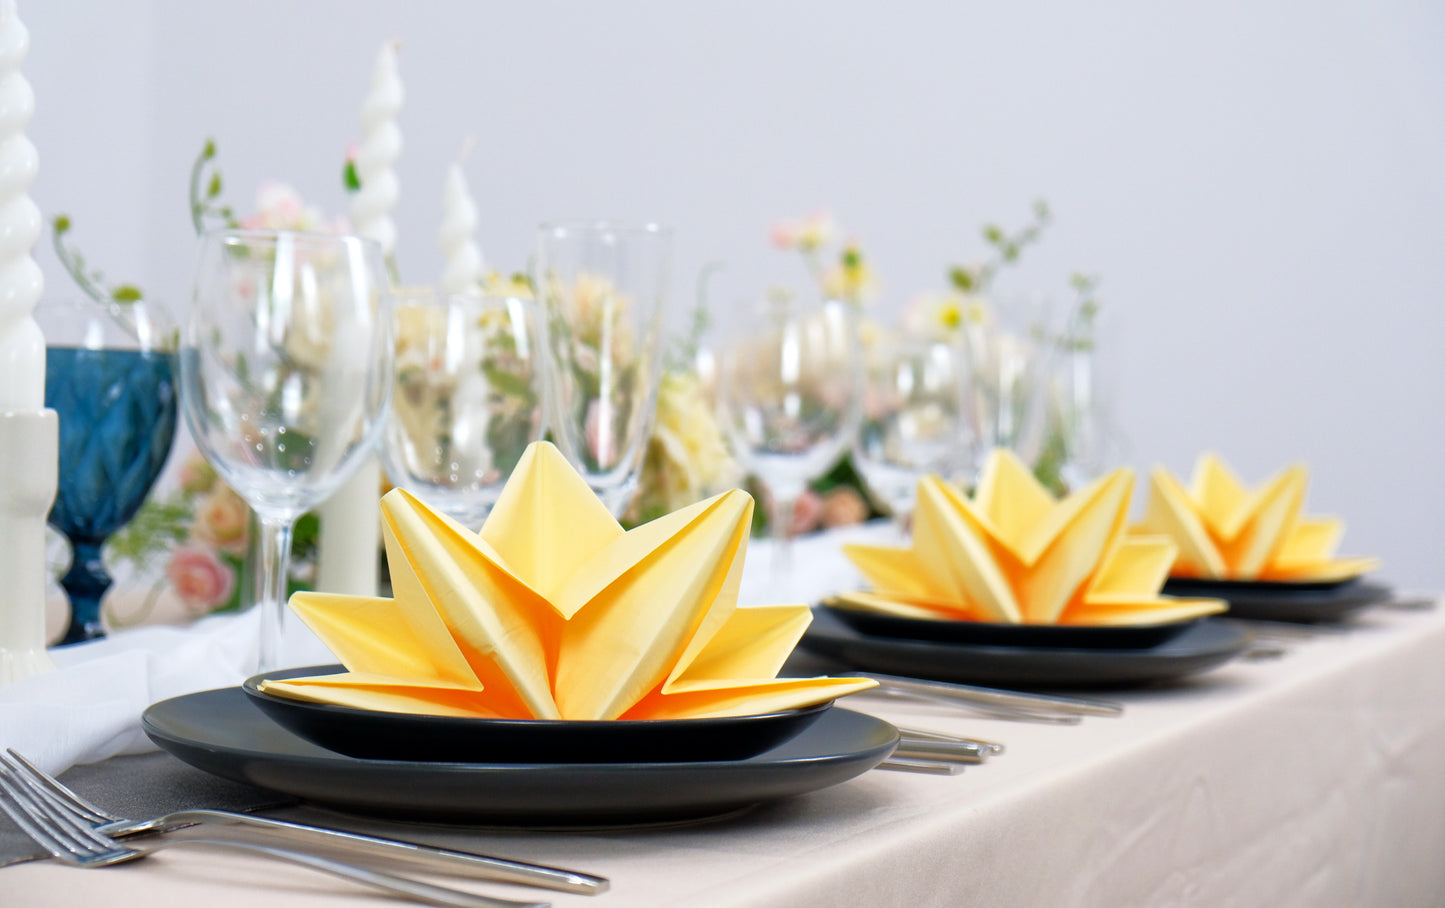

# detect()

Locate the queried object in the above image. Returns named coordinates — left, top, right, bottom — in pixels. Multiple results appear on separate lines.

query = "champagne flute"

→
left=381, top=291, right=548, bottom=529
left=535, top=220, right=671, bottom=518
left=181, top=229, right=393, bottom=672
left=852, top=335, right=967, bottom=533
left=712, top=294, right=862, bottom=569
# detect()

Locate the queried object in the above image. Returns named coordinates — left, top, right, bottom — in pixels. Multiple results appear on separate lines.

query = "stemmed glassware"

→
left=535, top=220, right=671, bottom=519
left=852, top=336, right=967, bottom=532
left=180, top=229, right=393, bottom=672
left=712, top=293, right=862, bottom=568
left=955, top=301, right=1050, bottom=485
left=381, top=291, right=549, bottom=529
left=39, top=298, right=178, bottom=643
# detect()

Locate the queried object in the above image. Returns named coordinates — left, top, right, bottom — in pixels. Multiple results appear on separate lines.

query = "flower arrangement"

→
left=750, top=211, right=887, bottom=534
left=900, top=200, right=1109, bottom=495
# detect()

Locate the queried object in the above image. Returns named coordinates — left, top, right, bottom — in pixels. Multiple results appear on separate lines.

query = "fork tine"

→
left=5, top=749, right=117, bottom=825
left=0, top=761, right=134, bottom=863
left=0, top=752, right=108, bottom=833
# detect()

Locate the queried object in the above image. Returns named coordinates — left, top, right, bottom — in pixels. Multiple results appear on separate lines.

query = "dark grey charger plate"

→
left=1160, top=577, right=1392, bottom=624
left=142, top=686, right=898, bottom=825
left=798, top=607, right=1250, bottom=689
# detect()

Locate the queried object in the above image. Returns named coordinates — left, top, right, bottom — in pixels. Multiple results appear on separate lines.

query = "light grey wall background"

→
left=21, top=1, right=1445, bottom=588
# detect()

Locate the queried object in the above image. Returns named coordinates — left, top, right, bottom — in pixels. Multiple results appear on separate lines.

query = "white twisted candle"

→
left=438, top=140, right=484, bottom=295
left=0, top=0, right=44, bottom=411
left=348, top=40, right=403, bottom=258
left=316, top=39, right=403, bottom=599
left=0, top=0, right=56, bottom=687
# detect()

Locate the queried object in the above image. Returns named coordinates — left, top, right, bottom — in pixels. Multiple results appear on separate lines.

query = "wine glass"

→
left=39, top=298, right=178, bottom=643
left=852, top=335, right=967, bottom=532
left=712, top=293, right=862, bottom=568
left=956, top=300, right=1051, bottom=485
left=535, top=220, right=671, bottom=518
left=181, top=229, right=393, bottom=672
left=381, top=290, right=549, bottom=529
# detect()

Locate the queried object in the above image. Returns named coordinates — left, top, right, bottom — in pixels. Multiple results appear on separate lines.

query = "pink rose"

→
left=821, top=487, right=870, bottom=528
left=769, top=222, right=798, bottom=250
left=167, top=546, right=236, bottom=614
left=791, top=489, right=824, bottom=535
left=193, top=488, right=250, bottom=554
left=177, top=454, right=217, bottom=495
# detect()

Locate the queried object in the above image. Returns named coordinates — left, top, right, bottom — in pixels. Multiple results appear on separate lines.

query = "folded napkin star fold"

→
left=1134, top=453, right=1380, bottom=582
left=838, top=449, right=1225, bottom=626
left=260, top=441, right=874, bottom=720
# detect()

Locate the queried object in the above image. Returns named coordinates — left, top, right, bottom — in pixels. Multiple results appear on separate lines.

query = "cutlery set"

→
left=0, top=749, right=603, bottom=907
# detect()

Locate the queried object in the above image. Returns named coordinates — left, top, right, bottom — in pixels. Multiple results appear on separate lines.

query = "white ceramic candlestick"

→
left=438, top=141, right=484, bottom=296
left=0, top=0, right=56, bottom=687
left=315, top=39, right=403, bottom=597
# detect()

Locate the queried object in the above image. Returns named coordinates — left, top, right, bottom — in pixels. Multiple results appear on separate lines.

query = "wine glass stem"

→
left=58, top=538, right=110, bottom=644
left=768, top=489, right=799, bottom=577
left=255, top=515, right=295, bottom=673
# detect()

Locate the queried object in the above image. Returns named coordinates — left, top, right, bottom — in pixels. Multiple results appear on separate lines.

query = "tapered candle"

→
left=0, top=0, right=44, bottom=411
left=317, top=39, right=403, bottom=599
left=348, top=39, right=403, bottom=259
left=0, top=0, right=57, bottom=687
left=438, top=140, right=484, bottom=296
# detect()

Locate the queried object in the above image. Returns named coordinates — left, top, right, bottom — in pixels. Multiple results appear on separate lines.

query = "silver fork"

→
left=0, top=760, right=549, bottom=908
left=3, top=749, right=605, bottom=895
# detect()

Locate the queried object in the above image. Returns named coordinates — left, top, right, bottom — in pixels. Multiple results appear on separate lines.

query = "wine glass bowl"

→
left=535, top=220, right=671, bottom=518
left=40, top=298, right=178, bottom=644
left=181, top=229, right=392, bottom=671
left=852, top=336, right=966, bottom=522
left=381, top=291, right=548, bottom=529
left=712, top=295, right=862, bottom=553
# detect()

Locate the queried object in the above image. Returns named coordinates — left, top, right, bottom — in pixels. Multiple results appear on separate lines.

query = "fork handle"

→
left=115, top=810, right=606, bottom=894
left=137, top=837, right=549, bottom=908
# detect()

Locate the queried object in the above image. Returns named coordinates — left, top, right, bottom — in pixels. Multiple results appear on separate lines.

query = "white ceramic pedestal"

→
left=0, top=409, right=58, bottom=687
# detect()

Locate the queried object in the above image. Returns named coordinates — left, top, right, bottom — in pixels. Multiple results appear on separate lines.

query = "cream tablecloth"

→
left=2, top=526, right=1442, bottom=907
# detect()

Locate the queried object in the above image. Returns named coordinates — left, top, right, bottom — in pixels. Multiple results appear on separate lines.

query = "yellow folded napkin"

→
left=261, top=441, right=874, bottom=720
left=838, top=449, right=1225, bottom=626
left=1133, top=453, right=1380, bottom=582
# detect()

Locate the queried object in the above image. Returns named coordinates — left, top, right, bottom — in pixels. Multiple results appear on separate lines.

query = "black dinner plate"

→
left=798, top=607, right=1250, bottom=689
left=244, top=666, right=831, bottom=763
left=1160, top=577, right=1391, bottom=624
left=142, top=686, right=898, bottom=825
left=821, top=603, right=1199, bottom=650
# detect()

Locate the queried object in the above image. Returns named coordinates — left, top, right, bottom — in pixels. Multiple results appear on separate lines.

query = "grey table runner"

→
left=0, top=751, right=295, bottom=867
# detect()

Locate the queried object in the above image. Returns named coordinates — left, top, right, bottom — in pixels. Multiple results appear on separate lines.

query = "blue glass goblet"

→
left=40, top=298, right=178, bottom=644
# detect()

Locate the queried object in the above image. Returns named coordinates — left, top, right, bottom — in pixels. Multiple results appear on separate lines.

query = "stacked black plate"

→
left=798, top=604, right=1252, bottom=689
left=1160, top=576, right=1392, bottom=623
left=141, top=666, right=898, bottom=825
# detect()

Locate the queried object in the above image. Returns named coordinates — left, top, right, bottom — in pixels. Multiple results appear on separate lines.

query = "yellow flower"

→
left=771, top=211, right=838, bottom=252
left=631, top=370, right=740, bottom=522
left=902, top=291, right=992, bottom=341
left=480, top=270, right=534, bottom=300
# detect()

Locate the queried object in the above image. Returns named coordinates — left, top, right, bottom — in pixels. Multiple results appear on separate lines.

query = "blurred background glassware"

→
left=955, top=298, right=1050, bottom=486
left=535, top=220, right=672, bottom=518
left=381, top=291, right=548, bottom=529
left=712, top=293, right=862, bottom=566
left=1034, top=299, right=1120, bottom=495
left=852, top=335, right=967, bottom=530
left=39, top=297, right=178, bottom=644
left=181, top=229, right=393, bottom=672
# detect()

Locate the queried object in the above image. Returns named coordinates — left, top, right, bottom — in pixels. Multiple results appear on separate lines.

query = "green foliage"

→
left=107, top=499, right=192, bottom=568
left=343, top=159, right=361, bottom=192
left=189, top=137, right=236, bottom=234
left=50, top=214, right=153, bottom=312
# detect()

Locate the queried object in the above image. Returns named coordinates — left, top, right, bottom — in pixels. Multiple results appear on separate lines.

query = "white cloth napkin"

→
left=0, top=521, right=894, bottom=776
left=0, top=608, right=333, bottom=775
